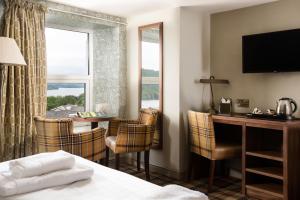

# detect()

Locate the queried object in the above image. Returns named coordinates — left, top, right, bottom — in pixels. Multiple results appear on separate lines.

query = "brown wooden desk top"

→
left=212, top=114, right=300, bottom=130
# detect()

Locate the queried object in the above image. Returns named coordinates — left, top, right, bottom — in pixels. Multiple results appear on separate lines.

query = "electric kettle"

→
left=276, top=98, right=297, bottom=119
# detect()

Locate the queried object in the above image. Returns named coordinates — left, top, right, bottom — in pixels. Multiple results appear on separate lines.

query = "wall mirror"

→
left=138, top=22, right=163, bottom=149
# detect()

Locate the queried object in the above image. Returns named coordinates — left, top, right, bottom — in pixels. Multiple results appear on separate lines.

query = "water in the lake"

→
left=47, top=88, right=84, bottom=97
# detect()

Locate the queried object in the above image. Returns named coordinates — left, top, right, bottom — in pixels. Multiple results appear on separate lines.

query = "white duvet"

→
left=0, top=155, right=207, bottom=200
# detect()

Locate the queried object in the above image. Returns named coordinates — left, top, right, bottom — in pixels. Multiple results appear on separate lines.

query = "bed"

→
left=0, top=155, right=208, bottom=200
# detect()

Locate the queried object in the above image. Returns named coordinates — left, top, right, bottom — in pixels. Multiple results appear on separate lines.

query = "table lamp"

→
left=200, top=76, right=229, bottom=114
left=0, top=37, right=27, bottom=66
left=0, top=37, right=27, bottom=106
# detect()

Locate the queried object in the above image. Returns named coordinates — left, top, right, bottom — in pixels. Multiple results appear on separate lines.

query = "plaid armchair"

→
left=105, top=108, right=159, bottom=180
left=187, top=111, right=241, bottom=192
left=34, top=116, right=106, bottom=162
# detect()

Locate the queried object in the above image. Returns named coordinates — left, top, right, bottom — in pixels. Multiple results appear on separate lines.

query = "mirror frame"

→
left=138, top=22, right=163, bottom=112
left=138, top=22, right=163, bottom=149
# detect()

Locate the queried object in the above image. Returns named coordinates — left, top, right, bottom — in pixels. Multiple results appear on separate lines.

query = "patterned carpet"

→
left=107, top=160, right=245, bottom=200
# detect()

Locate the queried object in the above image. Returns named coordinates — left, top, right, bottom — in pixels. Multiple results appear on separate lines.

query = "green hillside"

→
left=142, top=69, right=159, bottom=77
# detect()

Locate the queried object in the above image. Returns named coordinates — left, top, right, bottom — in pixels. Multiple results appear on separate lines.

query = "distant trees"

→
left=46, top=70, right=160, bottom=110
left=141, top=69, right=159, bottom=101
left=142, top=69, right=159, bottom=77
left=48, top=83, right=84, bottom=90
left=47, top=93, right=85, bottom=110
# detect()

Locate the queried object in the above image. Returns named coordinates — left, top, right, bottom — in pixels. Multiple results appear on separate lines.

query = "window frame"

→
left=46, top=25, right=94, bottom=112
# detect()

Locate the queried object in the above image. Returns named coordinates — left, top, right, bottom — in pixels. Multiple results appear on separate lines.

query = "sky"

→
left=46, top=28, right=160, bottom=75
left=46, top=28, right=89, bottom=75
left=142, top=41, right=159, bottom=71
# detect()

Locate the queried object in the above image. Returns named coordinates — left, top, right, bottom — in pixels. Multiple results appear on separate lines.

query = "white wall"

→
left=127, top=8, right=181, bottom=172
left=211, top=0, right=300, bottom=116
left=127, top=7, right=211, bottom=173
left=179, top=8, right=211, bottom=171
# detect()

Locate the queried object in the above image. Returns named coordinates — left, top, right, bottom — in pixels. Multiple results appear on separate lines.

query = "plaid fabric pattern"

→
left=152, top=113, right=162, bottom=149
left=34, top=116, right=106, bottom=161
left=188, top=111, right=216, bottom=160
left=138, top=109, right=162, bottom=149
left=114, top=123, right=153, bottom=153
left=138, top=109, right=158, bottom=125
left=106, top=109, right=158, bottom=154
left=107, top=119, right=139, bottom=137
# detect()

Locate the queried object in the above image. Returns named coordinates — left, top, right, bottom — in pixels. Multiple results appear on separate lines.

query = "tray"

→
left=246, top=113, right=292, bottom=121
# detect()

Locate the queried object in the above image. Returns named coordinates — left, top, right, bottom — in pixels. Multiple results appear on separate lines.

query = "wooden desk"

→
left=212, top=114, right=300, bottom=200
left=72, top=116, right=115, bottom=129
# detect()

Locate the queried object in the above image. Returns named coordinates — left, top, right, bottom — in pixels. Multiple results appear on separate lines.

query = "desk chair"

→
left=188, top=111, right=242, bottom=193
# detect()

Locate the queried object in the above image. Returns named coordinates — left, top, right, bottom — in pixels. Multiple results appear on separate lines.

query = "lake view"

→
left=47, top=88, right=84, bottom=97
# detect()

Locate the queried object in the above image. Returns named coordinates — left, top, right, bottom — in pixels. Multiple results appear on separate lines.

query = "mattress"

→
left=0, top=155, right=161, bottom=200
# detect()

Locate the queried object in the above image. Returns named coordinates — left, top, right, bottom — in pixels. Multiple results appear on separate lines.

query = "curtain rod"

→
left=48, top=8, right=127, bottom=25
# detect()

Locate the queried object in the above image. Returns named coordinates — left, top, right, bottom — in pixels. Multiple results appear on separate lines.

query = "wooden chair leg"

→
left=115, top=154, right=120, bottom=170
left=105, top=146, right=110, bottom=166
left=223, top=160, right=230, bottom=177
left=144, top=150, right=150, bottom=181
left=208, top=160, right=216, bottom=193
left=188, top=152, right=194, bottom=180
left=137, top=152, right=141, bottom=171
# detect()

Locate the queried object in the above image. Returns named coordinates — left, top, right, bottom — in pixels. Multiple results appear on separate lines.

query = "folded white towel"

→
left=0, top=163, right=94, bottom=197
left=144, top=184, right=208, bottom=200
left=9, top=150, right=75, bottom=178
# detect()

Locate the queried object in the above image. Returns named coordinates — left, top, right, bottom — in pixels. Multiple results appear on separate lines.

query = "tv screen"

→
left=243, top=29, right=300, bottom=73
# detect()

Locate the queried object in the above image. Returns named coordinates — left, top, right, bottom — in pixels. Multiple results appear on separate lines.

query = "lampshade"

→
left=0, top=37, right=26, bottom=66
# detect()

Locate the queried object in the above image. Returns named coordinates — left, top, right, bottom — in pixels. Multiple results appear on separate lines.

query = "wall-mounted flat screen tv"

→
left=243, top=29, right=300, bottom=73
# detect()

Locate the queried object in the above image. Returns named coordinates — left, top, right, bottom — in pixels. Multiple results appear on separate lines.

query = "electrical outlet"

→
left=236, top=99, right=250, bottom=108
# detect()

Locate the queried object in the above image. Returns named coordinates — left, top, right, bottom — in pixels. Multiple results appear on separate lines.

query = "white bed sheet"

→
left=0, top=155, right=161, bottom=200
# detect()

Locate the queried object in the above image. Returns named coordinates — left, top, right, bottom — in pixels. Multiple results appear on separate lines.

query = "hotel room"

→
left=0, top=0, right=300, bottom=199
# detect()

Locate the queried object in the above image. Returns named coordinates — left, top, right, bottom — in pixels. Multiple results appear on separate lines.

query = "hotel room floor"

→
left=107, top=160, right=244, bottom=200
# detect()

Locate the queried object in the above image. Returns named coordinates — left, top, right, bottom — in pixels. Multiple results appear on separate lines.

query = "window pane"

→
left=47, top=83, right=85, bottom=117
left=46, top=28, right=89, bottom=75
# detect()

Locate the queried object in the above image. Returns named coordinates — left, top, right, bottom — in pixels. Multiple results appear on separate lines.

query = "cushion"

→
left=214, top=142, right=242, bottom=160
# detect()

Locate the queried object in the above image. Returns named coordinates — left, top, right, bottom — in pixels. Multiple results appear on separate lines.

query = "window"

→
left=46, top=28, right=89, bottom=75
left=47, top=83, right=86, bottom=117
left=46, top=28, right=92, bottom=117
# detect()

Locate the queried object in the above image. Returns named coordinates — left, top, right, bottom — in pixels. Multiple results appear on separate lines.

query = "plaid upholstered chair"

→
left=34, top=117, right=106, bottom=162
left=188, top=111, right=241, bottom=193
left=105, top=108, right=159, bottom=181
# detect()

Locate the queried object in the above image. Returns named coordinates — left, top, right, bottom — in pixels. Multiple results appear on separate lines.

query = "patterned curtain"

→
left=0, top=0, right=47, bottom=161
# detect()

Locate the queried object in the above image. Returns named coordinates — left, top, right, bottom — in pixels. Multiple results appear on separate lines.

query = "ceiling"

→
left=48, top=0, right=278, bottom=17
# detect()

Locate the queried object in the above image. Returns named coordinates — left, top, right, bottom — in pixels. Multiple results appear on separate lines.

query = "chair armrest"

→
left=114, top=124, right=154, bottom=153
left=73, top=127, right=106, bottom=137
left=71, top=127, right=106, bottom=160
